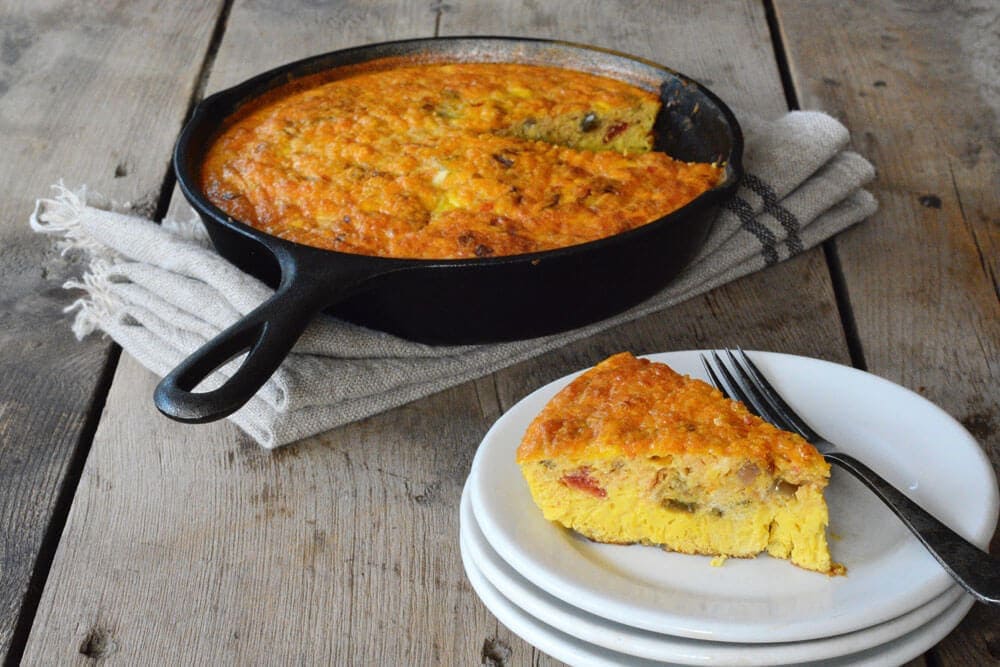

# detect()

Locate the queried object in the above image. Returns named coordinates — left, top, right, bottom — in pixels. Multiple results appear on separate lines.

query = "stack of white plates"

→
left=460, top=351, right=998, bottom=666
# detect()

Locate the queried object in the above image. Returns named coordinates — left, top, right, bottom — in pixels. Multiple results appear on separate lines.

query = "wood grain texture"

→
left=0, top=0, right=225, bottom=661
left=773, top=1, right=1000, bottom=664
left=24, top=357, right=493, bottom=665
left=440, top=0, right=790, bottom=118
left=20, top=1, right=896, bottom=666
left=20, top=1, right=465, bottom=665
left=439, top=0, right=853, bottom=397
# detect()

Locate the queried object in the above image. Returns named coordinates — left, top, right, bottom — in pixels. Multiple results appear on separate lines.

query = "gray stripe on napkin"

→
left=725, top=194, right=779, bottom=266
left=743, top=172, right=804, bottom=255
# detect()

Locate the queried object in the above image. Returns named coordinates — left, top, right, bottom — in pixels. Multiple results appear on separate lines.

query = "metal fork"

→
left=701, top=348, right=999, bottom=604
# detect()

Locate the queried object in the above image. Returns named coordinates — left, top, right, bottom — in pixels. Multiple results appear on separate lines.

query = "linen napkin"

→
left=30, top=111, right=876, bottom=448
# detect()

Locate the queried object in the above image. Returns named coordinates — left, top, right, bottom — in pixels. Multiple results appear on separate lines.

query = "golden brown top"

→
left=200, top=63, right=723, bottom=259
left=516, top=352, right=829, bottom=483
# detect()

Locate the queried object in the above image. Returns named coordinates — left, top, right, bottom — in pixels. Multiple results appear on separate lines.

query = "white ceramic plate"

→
left=468, top=350, right=997, bottom=643
left=461, top=533, right=975, bottom=667
left=461, top=484, right=965, bottom=665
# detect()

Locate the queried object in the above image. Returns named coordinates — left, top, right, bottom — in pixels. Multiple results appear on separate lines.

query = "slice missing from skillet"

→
left=516, top=352, right=843, bottom=575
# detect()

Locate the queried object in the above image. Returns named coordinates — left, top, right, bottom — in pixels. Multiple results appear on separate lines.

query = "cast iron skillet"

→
left=156, top=37, right=743, bottom=424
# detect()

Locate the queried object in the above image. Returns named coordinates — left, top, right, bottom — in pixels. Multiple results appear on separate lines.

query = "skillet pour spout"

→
left=158, top=36, right=743, bottom=423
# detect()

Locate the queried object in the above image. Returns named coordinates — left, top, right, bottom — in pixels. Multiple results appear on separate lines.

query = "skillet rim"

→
left=173, top=35, right=744, bottom=270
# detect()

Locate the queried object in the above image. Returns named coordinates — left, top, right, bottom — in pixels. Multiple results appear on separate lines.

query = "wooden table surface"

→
left=1, top=1, right=996, bottom=665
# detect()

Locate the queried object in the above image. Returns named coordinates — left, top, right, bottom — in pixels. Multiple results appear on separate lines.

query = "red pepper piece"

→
left=603, top=122, right=629, bottom=143
left=560, top=468, right=607, bottom=498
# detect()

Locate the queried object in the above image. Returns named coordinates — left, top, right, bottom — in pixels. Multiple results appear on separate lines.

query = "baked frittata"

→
left=516, top=352, right=843, bottom=575
left=200, top=63, right=723, bottom=259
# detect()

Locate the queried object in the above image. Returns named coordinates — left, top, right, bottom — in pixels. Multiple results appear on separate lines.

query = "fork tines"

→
left=700, top=349, right=820, bottom=442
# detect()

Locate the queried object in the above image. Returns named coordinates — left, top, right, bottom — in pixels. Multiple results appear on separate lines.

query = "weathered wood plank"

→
left=446, top=0, right=854, bottom=663
left=25, top=358, right=497, bottom=664
left=23, top=1, right=863, bottom=665
left=773, top=1, right=1000, bottom=664
left=0, top=0, right=225, bottom=662
left=20, top=1, right=452, bottom=665
left=446, top=0, right=854, bottom=398
left=441, top=0, right=789, bottom=118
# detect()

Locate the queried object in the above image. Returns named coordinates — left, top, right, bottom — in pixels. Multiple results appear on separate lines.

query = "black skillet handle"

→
left=152, top=248, right=390, bottom=423
left=153, top=280, right=330, bottom=423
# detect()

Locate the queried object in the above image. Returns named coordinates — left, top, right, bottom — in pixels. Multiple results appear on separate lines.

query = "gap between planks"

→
left=1, top=2, right=236, bottom=666
left=763, top=0, right=868, bottom=371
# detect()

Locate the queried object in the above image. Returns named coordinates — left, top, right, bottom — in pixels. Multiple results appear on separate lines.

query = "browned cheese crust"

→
left=517, top=352, right=830, bottom=487
left=201, top=63, right=723, bottom=259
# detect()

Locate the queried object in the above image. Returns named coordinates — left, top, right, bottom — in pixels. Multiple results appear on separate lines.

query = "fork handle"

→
left=825, top=450, right=999, bottom=604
